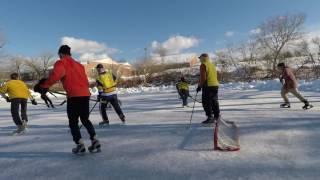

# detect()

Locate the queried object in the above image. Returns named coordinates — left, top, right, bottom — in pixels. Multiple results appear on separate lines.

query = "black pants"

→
left=41, top=94, right=54, bottom=107
left=179, top=89, right=189, bottom=106
left=67, top=96, right=96, bottom=144
left=11, top=98, right=28, bottom=126
left=202, top=86, right=220, bottom=118
left=99, top=94, right=124, bottom=121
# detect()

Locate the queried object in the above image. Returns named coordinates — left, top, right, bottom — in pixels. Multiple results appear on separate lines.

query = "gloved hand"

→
left=31, top=99, right=38, bottom=105
left=196, top=86, right=202, bottom=92
left=5, top=96, right=10, bottom=102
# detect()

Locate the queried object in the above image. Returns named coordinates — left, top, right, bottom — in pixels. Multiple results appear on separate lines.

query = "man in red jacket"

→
left=39, top=45, right=100, bottom=154
left=277, top=63, right=312, bottom=109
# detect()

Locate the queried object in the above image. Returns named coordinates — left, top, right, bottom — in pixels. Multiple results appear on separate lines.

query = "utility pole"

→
left=144, top=47, right=148, bottom=60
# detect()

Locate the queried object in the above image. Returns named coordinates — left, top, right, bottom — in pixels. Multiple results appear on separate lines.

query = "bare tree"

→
left=24, top=59, right=42, bottom=80
left=9, top=56, right=25, bottom=77
left=24, top=53, right=55, bottom=80
left=39, top=53, right=55, bottom=76
left=312, top=37, right=320, bottom=61
left=255, top=13, right=306, bottom=76
left=134, top=58, right=157, bottom=84
left=247, top=40, right=260, bottom=65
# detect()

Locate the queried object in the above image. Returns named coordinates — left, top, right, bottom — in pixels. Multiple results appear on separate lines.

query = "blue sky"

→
left=0, top=0, right=319, bottom=62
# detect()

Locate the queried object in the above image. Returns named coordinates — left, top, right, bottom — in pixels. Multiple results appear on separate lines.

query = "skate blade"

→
left=89, top=148, right=101, bottom=153
left=280, top=106, right=291, bottom=108
left=12, top=131, right=26, bottom=136
left=303, top=105, right=313, bottom=110
left=73, top=152, right=86, bottom=156
left=72, top=150, right=86, bottom=156
left=201, top=123, right=215, bottom=127
left=99, top=124, right=110, bottom=128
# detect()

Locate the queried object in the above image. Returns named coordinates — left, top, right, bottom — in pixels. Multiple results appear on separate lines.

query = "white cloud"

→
left=151, top=35, right=199, bottom=56
left=302, top=30, right=320, bottom=53
left=305, top=30, right=320, bottom=41
left=249, top=28, right=261, bottom=35
left=60, top=36, right=119, bottom=61
left=224, top=31, right=235, bottom=37
left=79, top=53, right=111, bottom=61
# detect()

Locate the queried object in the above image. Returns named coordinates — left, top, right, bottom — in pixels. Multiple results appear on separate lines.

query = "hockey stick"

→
left=189, top=92, right=198, bottom=129
left=79, top=100, right=99, bottom=129
left=59, top=100, right=67, bottom=106
left=50, top=91, right=100, bottom=102
left=48, top=91, right=58, bottom=99
left=188, top=95, right=202, bottom=103
left=49, top=91, right=67, bottom=96
left=27, top=100, right=66, bottom=107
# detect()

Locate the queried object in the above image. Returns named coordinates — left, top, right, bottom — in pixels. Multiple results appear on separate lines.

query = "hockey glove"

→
left=5, top=96, right=11, bottom=102
left=31, top=99, right=38, bottom=105
left=196, top=86, right=202, bottom=92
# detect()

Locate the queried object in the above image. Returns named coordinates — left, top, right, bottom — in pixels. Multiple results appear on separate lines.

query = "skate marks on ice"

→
left=178, top=125, right=214, bottom=152
left=0, top=91, right=319, bottom=179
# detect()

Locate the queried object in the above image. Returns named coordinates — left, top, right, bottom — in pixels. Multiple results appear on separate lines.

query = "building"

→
left=81, top=58, right=135, bottom=81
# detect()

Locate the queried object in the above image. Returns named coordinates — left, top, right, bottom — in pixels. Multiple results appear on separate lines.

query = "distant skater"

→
left=95, top=64, right=125, bottom=126
left=277, top=63, right=312, bottom=109
left=176, top=76, right=190, bottom=107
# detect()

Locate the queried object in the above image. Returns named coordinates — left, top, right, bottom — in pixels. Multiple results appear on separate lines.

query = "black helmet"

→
left=277, top=62, right=285, bottom=68
left=58, top=45, right=71, bottom=55
left=96, top=64, right=104, bottom=69
left=10, top=73, right=18, bottom=80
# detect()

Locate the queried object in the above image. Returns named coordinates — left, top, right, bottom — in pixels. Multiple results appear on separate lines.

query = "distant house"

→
left=189, top=55, right=200, bottom=67
left=150, top=53, right=200, bottom=67
left=82, top=58, right=135, bottom=81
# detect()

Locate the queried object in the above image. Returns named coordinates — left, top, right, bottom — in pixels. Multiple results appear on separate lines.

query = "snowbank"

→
left=113, top=79, right=320, bottom=95
left=1, top=79, right=318, bottom=103
left=221, top=79, right=320, bottom=92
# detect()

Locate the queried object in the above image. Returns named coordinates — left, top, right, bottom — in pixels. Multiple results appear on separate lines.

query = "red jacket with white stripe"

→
left=41, top=56, right=90, bottom=97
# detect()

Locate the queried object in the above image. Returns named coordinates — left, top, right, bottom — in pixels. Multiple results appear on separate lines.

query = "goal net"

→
left=214, top=118, right=240, bottom=151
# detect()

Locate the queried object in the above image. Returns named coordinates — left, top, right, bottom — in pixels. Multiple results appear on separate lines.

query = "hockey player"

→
left=38, top=45, right=100, bottom=154
left=0, top=73, right=37, bottom=135
left=95, top=64, right=125, bottom=126
left=34, top=78, right=55, bottom=108
left=176, top=76, right=190, bottom=107
left=277, top=63, right=312, bottom=109
left=196, top=53, right=221, bottom=124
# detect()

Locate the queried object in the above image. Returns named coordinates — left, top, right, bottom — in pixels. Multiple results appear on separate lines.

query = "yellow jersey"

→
left=0, top=80, right=31, bottom=99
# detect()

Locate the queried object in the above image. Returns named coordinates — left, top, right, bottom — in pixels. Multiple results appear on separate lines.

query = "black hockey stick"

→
left=48, top=91, right=58, bottom=99
left=188, top=95, right=202, bottom=103
left=189, top=92, right=198, bottom=129
left=50, top=91, right=99, bottom=102
left=79, top=100, right=99, bottom=129
left=27, top=100, right=66, bottom=107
